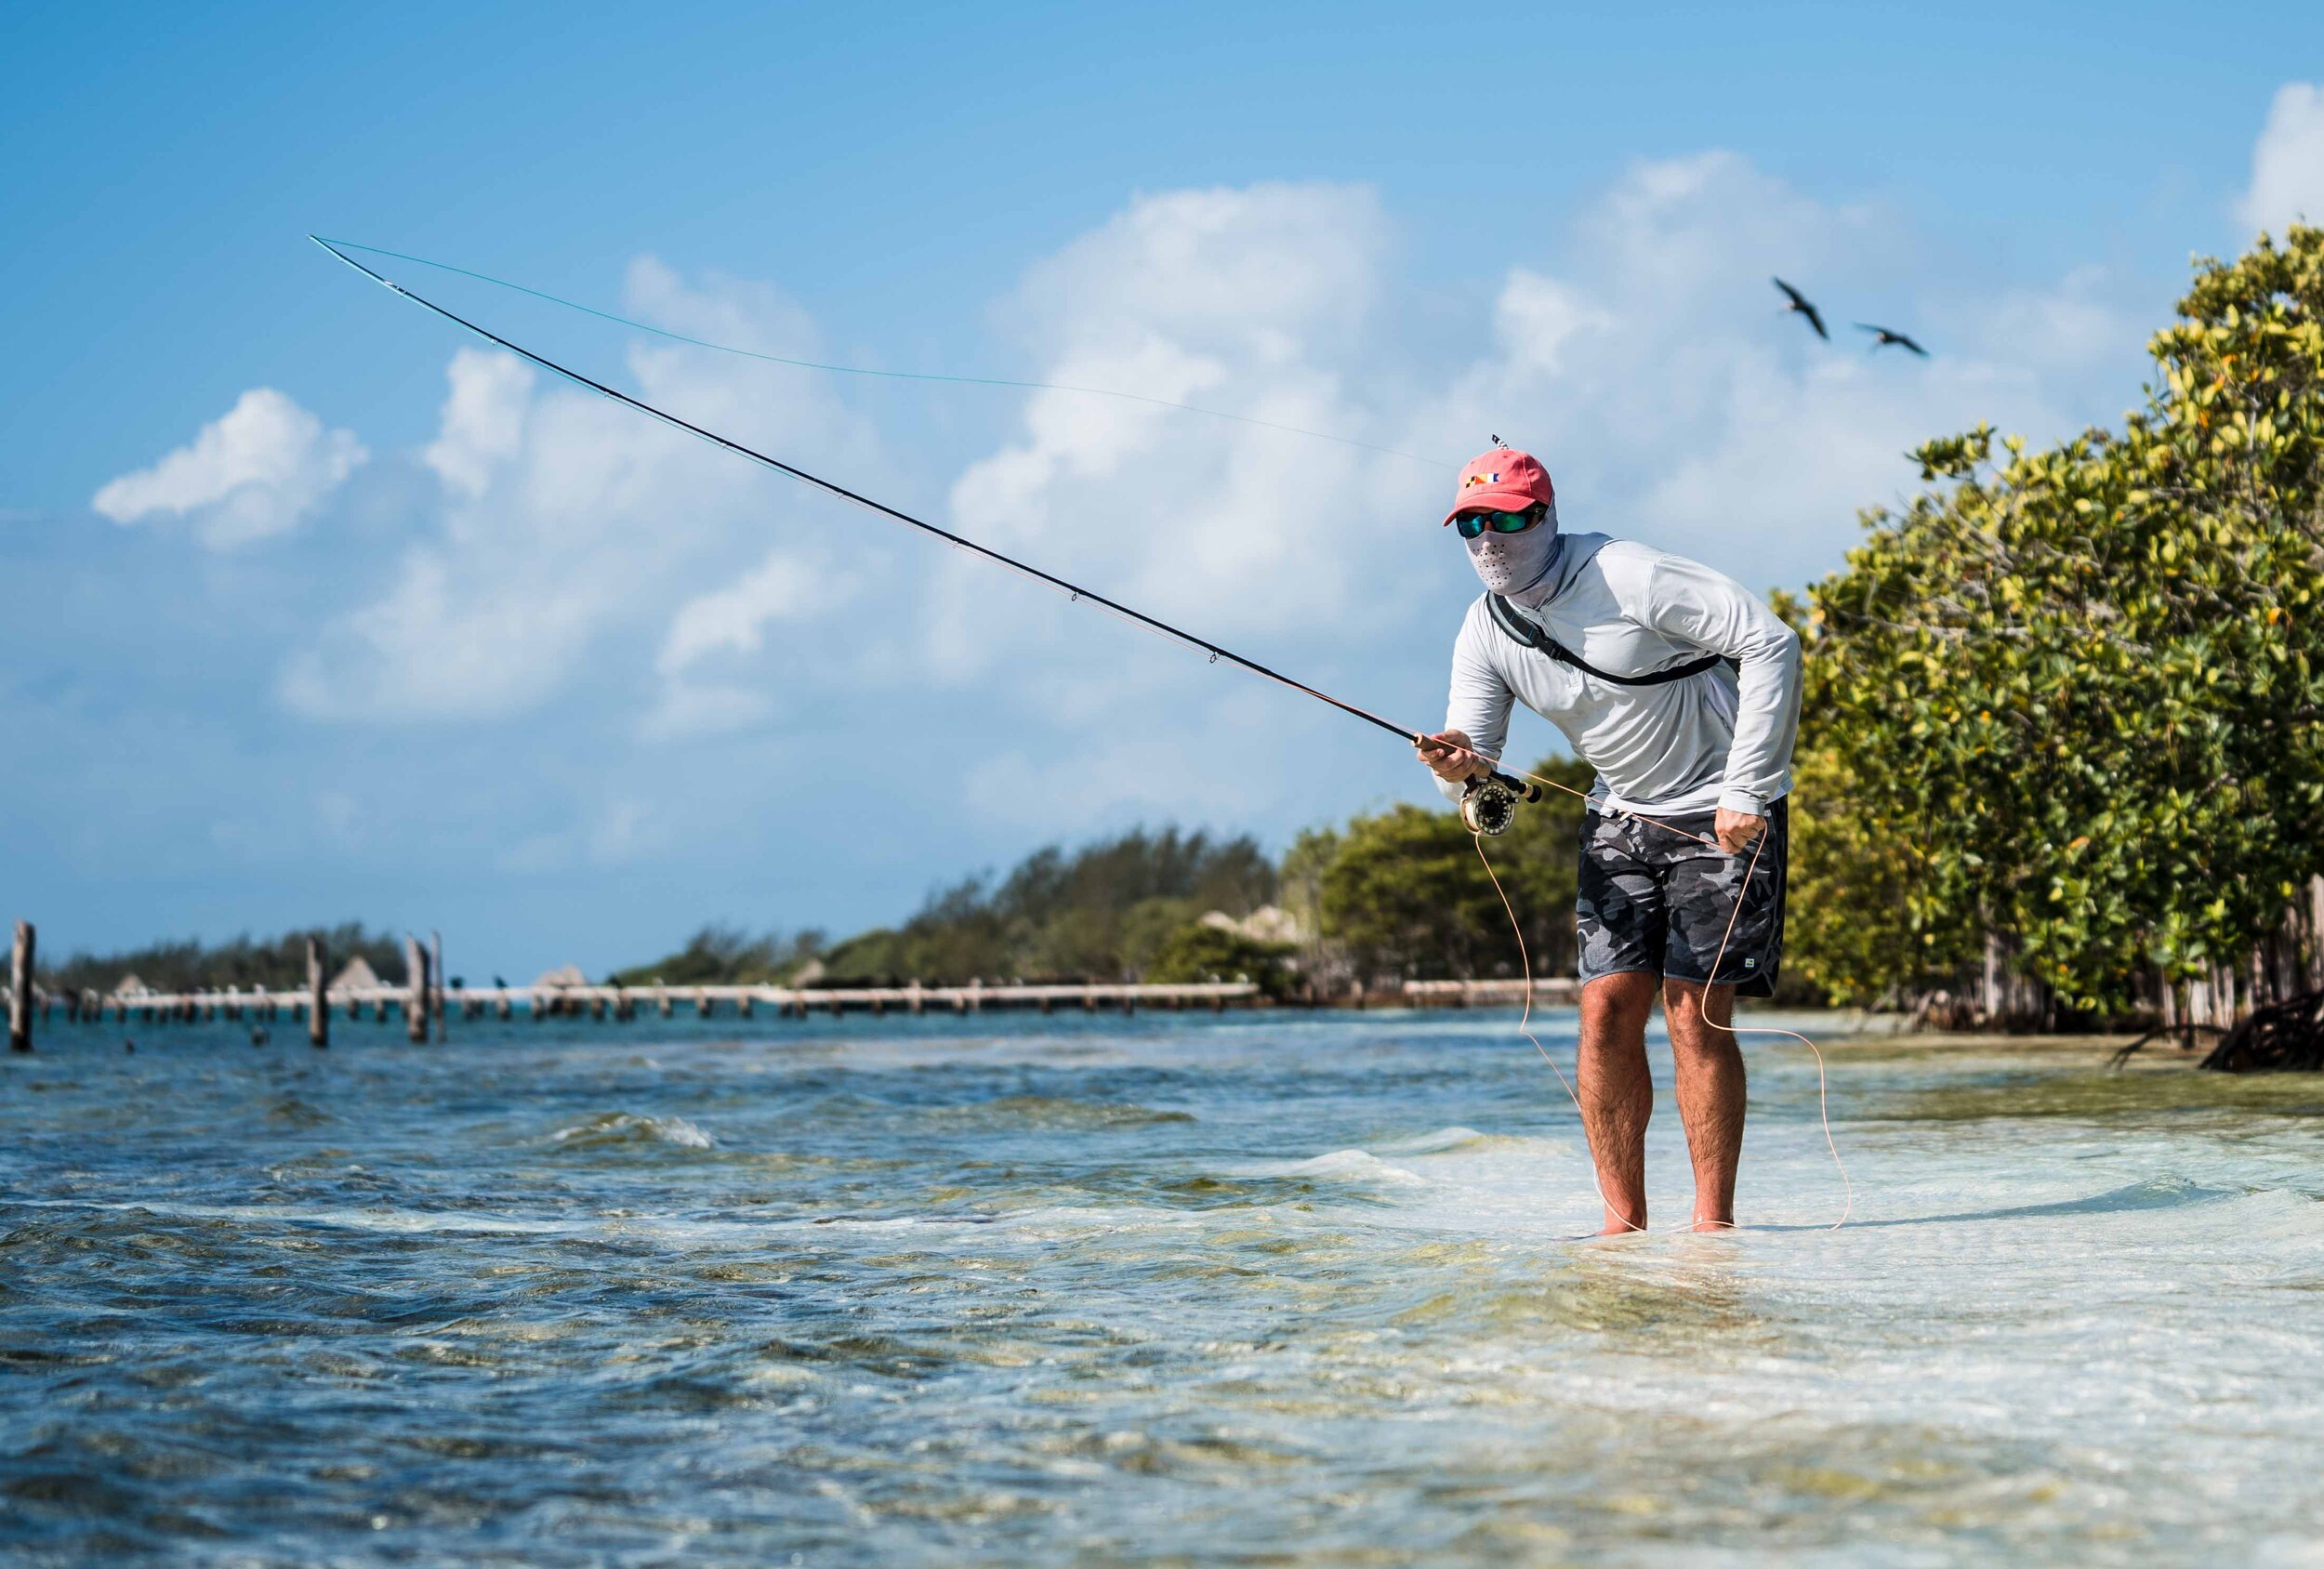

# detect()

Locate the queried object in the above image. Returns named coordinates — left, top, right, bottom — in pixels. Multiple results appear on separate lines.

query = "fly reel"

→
left=1459, top=777, right=1522, bottom=837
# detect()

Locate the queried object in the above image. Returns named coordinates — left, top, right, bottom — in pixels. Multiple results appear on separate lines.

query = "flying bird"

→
left=1855, top=323, right=1929, bottom=356
left=1772, top=277, right=1828, bottom=339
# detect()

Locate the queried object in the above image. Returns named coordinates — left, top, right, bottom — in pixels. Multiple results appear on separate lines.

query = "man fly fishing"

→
left=1417, top=446, right=1802, bottom=1233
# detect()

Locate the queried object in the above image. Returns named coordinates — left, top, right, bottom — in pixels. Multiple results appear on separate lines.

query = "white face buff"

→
left=1464, top=501, right=1561, bottom=597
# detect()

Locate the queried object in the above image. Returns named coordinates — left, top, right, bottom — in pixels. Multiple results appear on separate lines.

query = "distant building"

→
left=532, top=964, right=588, bottom=990
left=326, top=956, right=382, bottom=996
left=112, top=972, right=153, bottom=997
left=1198, top=905, right=1303, bottom=945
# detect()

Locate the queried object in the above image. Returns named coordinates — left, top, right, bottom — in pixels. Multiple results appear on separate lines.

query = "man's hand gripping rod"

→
left=1419, top=735, right=1543, bottom=837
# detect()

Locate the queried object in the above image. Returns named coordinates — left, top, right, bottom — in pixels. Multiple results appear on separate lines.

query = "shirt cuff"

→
left=1716, top=788, right=1767, bottom=818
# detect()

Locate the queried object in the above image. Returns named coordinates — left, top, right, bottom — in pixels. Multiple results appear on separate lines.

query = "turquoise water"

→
left=5, top=1009, right=2322, bottom=1564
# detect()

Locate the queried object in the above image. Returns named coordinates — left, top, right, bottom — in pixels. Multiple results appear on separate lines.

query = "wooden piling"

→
left=9, top=920, right=33, bottom=1052
left=405, top=937, right=429, bottom=1044
left=431, top=930, right=446, bottom=1044
left=307, top=936, right=329, bottom=1048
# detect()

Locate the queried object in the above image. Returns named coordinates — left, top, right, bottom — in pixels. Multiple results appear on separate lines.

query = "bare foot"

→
left=1690, top=1215, right=1737, bottom=1233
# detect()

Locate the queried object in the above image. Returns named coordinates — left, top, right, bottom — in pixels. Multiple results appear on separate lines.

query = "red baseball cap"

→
left=1443, top=446, right=1555, bottom=526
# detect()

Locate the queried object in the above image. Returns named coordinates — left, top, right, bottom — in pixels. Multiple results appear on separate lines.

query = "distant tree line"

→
left=609, top=926, right=825, bottom=988
left=811, top=826, right=1275, bottom=985
left=37, top=923, right=408, bottom=995
left=613, top=771, right=1599, bottom=997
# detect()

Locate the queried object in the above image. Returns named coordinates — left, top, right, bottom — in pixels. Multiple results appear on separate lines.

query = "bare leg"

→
left=1577, top=971, right=1658, bottom=1233
left=1663, top=979, right=1746, bottom=1230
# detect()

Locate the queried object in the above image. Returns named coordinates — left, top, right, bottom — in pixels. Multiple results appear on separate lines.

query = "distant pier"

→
left=5, top=920, right=1589, bottom=1055
left=22, top=974, right=1265, bottom=1042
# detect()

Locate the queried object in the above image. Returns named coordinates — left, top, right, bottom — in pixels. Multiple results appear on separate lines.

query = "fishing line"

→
left=313, top=235, right=1456, bottom=469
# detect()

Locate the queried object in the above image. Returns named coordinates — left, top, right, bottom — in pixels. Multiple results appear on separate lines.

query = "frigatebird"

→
left=1772, top=277, right=1827, bottom=339
left=1855, top=323, right=1928, bottom=356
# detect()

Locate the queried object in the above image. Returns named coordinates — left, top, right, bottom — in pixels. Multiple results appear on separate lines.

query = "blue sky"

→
left=6, top=2, right=2322, bottom=978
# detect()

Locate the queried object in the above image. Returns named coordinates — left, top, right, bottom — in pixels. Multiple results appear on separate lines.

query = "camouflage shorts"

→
left=1575, top=797, right=1789, bottom=997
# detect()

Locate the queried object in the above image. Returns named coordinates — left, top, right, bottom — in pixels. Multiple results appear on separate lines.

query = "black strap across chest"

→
left=1486, top=594, right=1732, bottom=687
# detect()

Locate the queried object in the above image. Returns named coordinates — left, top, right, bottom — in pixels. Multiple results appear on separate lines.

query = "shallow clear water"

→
left=5, top=1009, right=2323, bottom=1565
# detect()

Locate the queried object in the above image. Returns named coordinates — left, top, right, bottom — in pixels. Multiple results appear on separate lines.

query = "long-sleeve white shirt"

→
left=1437, top=534, right=1801, bottom=817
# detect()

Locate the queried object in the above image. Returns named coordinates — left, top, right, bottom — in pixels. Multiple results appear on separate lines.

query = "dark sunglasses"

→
left=1454, top=506, right=1544, bottom=540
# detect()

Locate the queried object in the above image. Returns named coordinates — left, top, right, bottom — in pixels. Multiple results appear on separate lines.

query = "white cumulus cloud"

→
left=282, top=262, right=877, bottom=722
left=657, top=547, right=831, bottom=675
left=422, top=349, right=532, bottom=498
left=2239, top=81, right=2324, bottom=234
left=936, top=181, right=1437, bottom=685
left=93, top=388, right=365, bottom=547
left=643, top=547, right=852, bottom=737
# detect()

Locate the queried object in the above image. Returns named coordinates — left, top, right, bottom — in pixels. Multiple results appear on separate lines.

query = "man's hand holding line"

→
left=1713, top=808, right=1767, bottom=855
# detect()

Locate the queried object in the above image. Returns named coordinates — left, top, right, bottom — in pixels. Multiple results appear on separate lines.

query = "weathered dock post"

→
left=9, top=921, right=34, bottom=1052
left=404, top=937, right=430, bottom=1045
left=431, top=930, right=447, bottom=1044
left=307, top=936, right=329, bottom=1048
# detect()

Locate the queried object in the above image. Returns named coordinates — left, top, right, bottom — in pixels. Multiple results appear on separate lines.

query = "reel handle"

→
left=1488, top=771, right=1542, bottom=803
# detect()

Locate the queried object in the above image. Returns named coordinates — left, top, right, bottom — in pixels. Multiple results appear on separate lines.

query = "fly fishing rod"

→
left=310, top=235, right=1546, bottom=830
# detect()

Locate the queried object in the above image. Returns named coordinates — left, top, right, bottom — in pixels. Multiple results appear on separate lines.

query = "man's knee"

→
left=1661, top=980, right=1739, bottom=1055
left=1581, top=970, right=1658, bottom=1034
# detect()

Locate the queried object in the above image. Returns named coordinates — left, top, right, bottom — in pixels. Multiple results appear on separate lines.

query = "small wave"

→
left=549, top=1113, right=716, bottom=1150
left=1267, top=1150, right=1427, bottom=1186
left=1376, top=1126, right=1492, bottom=1154
left=1372, top=1125, right=1552, bottom=1156
left=2007, top=1177, right=2241, bottom=1219
left=8, top=1199, right=575, bottom=1235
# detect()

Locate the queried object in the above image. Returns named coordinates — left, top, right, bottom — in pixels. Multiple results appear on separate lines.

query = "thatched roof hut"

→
left=326, top=956, right=383, bottom=996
